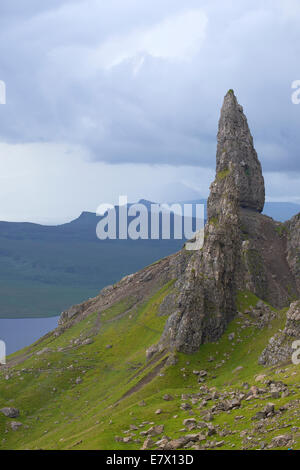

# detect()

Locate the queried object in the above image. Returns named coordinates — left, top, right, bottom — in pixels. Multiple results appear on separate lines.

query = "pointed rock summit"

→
left=208, top=90, right=265, bottom=220
left=156, top=91, right=298, bottom=354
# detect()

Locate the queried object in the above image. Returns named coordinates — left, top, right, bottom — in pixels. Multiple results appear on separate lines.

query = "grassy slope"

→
left=0, top=286, right=299, bottom=450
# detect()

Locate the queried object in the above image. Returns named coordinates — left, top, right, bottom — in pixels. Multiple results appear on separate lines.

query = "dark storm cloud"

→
left=0, top=0, right=299, bottom=173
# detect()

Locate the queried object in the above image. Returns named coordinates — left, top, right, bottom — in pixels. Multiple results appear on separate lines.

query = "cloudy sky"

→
left=0, top=0, right=299, bottom=223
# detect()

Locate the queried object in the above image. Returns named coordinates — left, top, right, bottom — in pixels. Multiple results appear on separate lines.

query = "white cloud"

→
left=90, top=9, right=208, bottom=69
left=277, top=0, right=300, bottom=19
left=264, top=171, right=300, bottom=203
left=0, top=141, right=212, bottom=223
left=1, top=141, right=298, bottom=224
left=1, top=0, right=300, bottom=222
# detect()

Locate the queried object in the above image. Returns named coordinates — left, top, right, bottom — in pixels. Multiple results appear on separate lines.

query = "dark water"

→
left=0, top=316, right=59, bottom=355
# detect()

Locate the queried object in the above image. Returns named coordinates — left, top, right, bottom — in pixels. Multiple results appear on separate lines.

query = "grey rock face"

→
left=159, top=91, right=250, bottom=353
left=238, top=209, right=298, bottom=308
left=209, top=89, right=265, bottom=217
left=59, top=302, right=88, bottom=325
left=284, top=300, right=300, bottom=337
left=285, top=213, right=300, bottom=291
left=259, top=301, right=300, bottom=365
left=157, top=91, right=298, bottom=354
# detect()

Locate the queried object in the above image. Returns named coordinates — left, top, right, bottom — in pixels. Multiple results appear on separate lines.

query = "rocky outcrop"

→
left=238, top=210, right=298, bottom=307
left=285, top=213, right=300, bottom=291
left=284, top=300, right=300, bottom=337
left=259, top=300, right=300, bottom=365
left=158, top=91, right=257, bottom=353
left=209, top=89, right=265, bottom=215
left=157, top=90, right=299, bottom=353
left=159, top=189, right=241, bottom=352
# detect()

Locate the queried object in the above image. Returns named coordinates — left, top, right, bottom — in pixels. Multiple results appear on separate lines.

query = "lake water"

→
left=0, top=316, right=59, bottom=355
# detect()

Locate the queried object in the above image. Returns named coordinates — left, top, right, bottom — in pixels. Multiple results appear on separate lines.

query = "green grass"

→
left=275, top=224, right=288, bottom=238
left=0, top=288, right=299, bottom=450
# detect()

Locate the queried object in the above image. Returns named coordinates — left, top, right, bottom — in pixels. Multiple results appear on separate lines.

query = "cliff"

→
left=155, top=91, right=299, bottom=353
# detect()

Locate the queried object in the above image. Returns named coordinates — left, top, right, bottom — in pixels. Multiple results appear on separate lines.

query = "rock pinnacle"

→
left=209, top=89, right=265, bottom=216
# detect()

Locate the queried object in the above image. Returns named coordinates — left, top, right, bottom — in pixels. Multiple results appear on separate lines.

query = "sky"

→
left=0, top=0, right=299, bottom=223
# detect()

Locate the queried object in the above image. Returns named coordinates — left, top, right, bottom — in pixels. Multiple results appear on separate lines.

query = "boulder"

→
left=162, top=394, right=173, bottom=401
left=141, top=437, right=154, bottom=450
left=146, top=425, right=164, bottom=437
left=271, top=434, right=293, bottom=448
left=10, top=421, right=22, bottom=431
left=0, top=407, right=20, bottom=418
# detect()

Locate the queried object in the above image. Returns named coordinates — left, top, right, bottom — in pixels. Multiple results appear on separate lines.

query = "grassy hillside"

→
left=1, top=285, right=299, bottom=450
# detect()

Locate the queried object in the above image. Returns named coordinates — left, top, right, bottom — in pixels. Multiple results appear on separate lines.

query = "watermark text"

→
left=0, top=80, right=6, bottom=104
left=0, top=340, right=6, bottom=365
left=96, top=196, right=204, bottom=251
left=291, top=80, right=300, bottom=104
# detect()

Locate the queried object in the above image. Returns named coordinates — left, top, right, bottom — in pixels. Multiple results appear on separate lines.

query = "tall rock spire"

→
left=208, top=90, right=265, bottom=220
left=156, top=91, right=298, bottom=355
left=158, top=91, right=264, bottom=353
